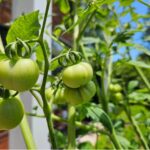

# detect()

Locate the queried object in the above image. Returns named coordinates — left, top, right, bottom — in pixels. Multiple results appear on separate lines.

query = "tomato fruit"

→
left=45, top=87, right=66, bottom=104
left=62, top=62, right=93, bottom=88
left=45, top=87, right=54, bottom=101
left=64, top=81, right=96, bottom=106
left=0, top=97, right=24, bottom=130
left=109, top=84, right=122, bottom=93
left=53, top=87, right=66, bottom=104
left=0, top=58, right=39, bottom=91
left=114, top=92, right=123, bottom=101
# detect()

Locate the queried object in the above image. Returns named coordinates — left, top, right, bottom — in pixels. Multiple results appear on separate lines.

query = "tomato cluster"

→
left=61, top=62, right=96, bottom=106
left=0, top=96, right=24, bottom=130
left=46, top=62, right=96, bottom=106
left=46, top=86, right=66, bottom=104
left=109, top=84, right=123, bottom=101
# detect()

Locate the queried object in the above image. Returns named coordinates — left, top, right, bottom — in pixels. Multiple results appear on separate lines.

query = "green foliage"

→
left=6, top=11, right=40, bottom=43
left=1, top=0, right=150, bottom=149
left=77, top=103, right=113, bottom=133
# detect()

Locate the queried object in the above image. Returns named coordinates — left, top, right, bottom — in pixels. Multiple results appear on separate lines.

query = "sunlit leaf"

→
left=7, top=11, right=40, bottom=43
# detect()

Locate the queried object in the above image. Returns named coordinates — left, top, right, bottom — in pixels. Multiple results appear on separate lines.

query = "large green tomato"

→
left=45, top=87, right=66, bottom=104
left=62, top=62, right=93, bottom=88
left=0, top=58, right=39, bottom=91
left=0, top=97, right=24, bottom=130
left=64, top=81, right=96, bottom=106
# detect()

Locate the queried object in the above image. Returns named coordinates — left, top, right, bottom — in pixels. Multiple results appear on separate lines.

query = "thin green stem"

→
left=26, top=112, right=108, bottom=135
left=109, top=129, right=122, bottom=150
left=30, top=90, right=43, bottom=108
left=20, top=115, right=37, bottom=149
left=39, top=0, right=51, bottom=39
left=101, top=50, right=112, bottom=113
left=125, top=108, right=149, bottom=149
left=67, top=105, right=76, bottom=149
left=37, top=0, right=57, bottom=148
left=50, top=53, right=67, bottom=63
left=73, top=0, right=79, bottom=51
left=134, top=66, right=150, bottom=92
left=138, top=0, right=150, bottom=7
left=39, top=40, right=57, bottom=149
left=77, top=10, right=96, bottom=43
left=51, top=35, right=70, bottom=48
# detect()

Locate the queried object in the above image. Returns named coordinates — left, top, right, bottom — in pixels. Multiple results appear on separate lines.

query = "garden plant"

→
left=0, top=0, right=150, bottom=149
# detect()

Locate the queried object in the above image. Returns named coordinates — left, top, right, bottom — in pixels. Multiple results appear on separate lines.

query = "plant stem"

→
left=109, top=129, right=122, bottom=150
left=138, top=0, right=150, bottom=7
left=38, top=0, right=57, bottom=148
left=102, top=56, right=112, bottom=114
left=20, top=115, right=36, bottom=149
left=77, top=10, right=96, bottom=43
left=50, top=53, right=67, bottom=63
left=125, top=108, right=149, bottom=149
left=30, top=90, right=43, bottom=108
left=26, top=112, right=109, bottom=135
left=39, top=0, right=51, bottom=39
left=134, top=66, right=150, bottom=92
left=39, top=40, right=57, bottom=149
left=67, top=105, right=76, bottom=149
left=73, top=0, right=79, bottom=51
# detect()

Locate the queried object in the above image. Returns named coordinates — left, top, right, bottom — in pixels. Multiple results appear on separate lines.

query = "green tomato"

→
left=109, top=84, right=122, bottom=93
left=64, top=81, right=96, bottom=106
left=45, top=87, right=66, bottom=104
left=62, top=62, right=93, bottom=88
left=0, top=58, right=39, bottom=91
left=45, top=87, right=54, bottom=101
left=0, top=97, right=24, bottom=130
left=114, top=92, right=123, bottom=101
left=53, top=87, right=66, bottom=104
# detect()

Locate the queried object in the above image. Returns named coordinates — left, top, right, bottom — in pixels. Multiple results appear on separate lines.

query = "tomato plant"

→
left=0, top=0, right=150, bottom=149
left=0, top=97, right=24, bottom=130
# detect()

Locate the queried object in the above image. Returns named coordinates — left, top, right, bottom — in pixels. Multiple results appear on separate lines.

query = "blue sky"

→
left=113, top=0, right=149, bottom=61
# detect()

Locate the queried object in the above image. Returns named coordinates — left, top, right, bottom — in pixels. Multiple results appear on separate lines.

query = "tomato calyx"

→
left=5, top=38, right=31, bottom=59
left=58, top=50, right=82, bottom=67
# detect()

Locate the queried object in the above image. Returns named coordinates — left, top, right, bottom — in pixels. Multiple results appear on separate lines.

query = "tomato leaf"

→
left=128, top=80, right=139, bottom=93
left=128, top=61, right=150, bottom=69
left=117, top=135, right=130, bottom=149
left=6, top=11, right=40, bottom=43
left=78, top=103, right=113, bottom=133
left=53, top=130, right=67, bottom=148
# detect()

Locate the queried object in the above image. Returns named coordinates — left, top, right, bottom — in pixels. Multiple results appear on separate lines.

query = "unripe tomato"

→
left=45, top=87, right=66, bottom=104
left=0, top=97, right=24, bottom=130
left=114, top=92, right=123, bottom=101
left=109, top=84, right=122, bottom=93
left=53, top=87, right=66, bottom=104
left=0, top=58, right=39, bottom=91
left=64, top=81, right=96, bottom=106
left=45, top=87, right=54, bottom=101
left=62, top=62, right=93, bottom=88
